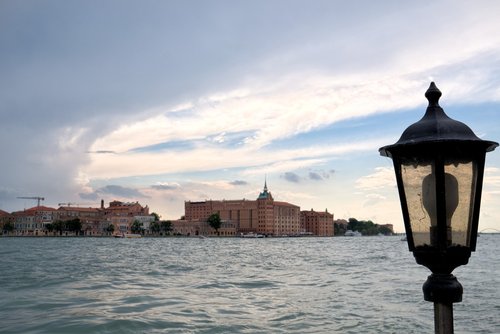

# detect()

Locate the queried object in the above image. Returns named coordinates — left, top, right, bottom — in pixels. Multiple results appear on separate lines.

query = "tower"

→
left=257, top=179, right=274, bottom=234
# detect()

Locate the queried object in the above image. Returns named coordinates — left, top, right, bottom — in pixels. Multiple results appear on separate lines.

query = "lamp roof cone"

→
left=380, top=82, right=497, bottom=155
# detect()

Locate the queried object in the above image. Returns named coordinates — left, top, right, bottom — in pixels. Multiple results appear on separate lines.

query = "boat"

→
left=114, top=233, right=142, bottom=238
left=344, top=230, right=362, bottom=237
left=240, top=232, right=264, bottom=238
left=125, top=233, right=142, bottom=238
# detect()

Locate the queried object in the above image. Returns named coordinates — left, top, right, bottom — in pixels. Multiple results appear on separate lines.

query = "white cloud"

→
left=355, top=167, right=396, bottom=191
left=2, top=0, right=500, bottom=222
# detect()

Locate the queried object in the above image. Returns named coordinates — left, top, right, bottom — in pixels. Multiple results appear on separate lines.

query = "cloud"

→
left=79, top=192, right=99, bottom=201
left=1, top=0, right=500, bottom=228
left=283, top=172, right=300, bottom=183
left=86, top=150, right=117, bottom=154
left=309, top=172, right=323, bottom=181
left=151, top=183, right=180, bottom=191
left=355, top=167, right=396, bottom=191
left=229, top=180, right=248, bottom=186
left=308, top=169, right=334, bottom=181
left=80, top=185, right=149, bottom=201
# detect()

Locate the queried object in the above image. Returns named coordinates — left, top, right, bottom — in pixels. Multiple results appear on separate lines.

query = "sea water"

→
left=0, top=235, right=499, bottom=333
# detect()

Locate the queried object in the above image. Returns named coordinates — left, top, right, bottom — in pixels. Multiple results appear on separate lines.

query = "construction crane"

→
left=17, top=196, right=45, bottom=207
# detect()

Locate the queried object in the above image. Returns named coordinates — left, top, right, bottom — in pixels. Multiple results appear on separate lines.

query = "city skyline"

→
left=2, top=1, right=500, bottom=233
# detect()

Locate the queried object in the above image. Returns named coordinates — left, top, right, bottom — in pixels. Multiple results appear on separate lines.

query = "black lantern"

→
left=380, top=82, right=497, bottom=333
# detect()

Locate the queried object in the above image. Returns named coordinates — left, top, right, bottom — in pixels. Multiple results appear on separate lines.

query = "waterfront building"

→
left=55, top=206, right=104, bottom=235
left=133, top=215, right=155, bottom=232
left=105, top=200, right=150, bottom=217
left=184, top=182, right=302, bottom=236
left=104, top=201, right=151, bottom=234
left=301, top=209, right=334, bottom=236
left=171, top=219, right=237, bottom=236
left=11, top=206, right=57, bottom=235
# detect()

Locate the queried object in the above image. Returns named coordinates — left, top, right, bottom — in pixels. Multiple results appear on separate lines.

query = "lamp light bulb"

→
left=421, top=172, right=459, bottom=245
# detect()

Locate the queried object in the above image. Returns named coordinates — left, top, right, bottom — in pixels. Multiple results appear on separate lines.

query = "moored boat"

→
left=240, top=232, right=264, bottom=238
left=125, top=233, right=142, bottom=238
left=344, top=230, right=362, bottom=237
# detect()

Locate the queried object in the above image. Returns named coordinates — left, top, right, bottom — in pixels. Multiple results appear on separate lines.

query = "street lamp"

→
left=379, top=82, right=498, bottom=333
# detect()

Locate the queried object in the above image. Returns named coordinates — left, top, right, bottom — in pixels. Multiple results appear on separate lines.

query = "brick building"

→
left=301, top=209, right=334, bottom=236
left=183, top=182, right=301, bottom=236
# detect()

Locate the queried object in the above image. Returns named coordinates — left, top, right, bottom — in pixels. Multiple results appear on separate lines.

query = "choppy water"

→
left=0, top=235, right=499, bottom=334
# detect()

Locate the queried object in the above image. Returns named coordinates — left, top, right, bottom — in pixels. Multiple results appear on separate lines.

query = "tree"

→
left=207, top=213, right=222, bottom=235
left=66, top=218, right=82, bottom=234
left=3, top=221, right=14, bottom=233
left=106, top=223, right=115, bottom=234
left=160, top=220, right=172, bottom=235
left=53, top=220, right=65, bottom=235
left=131, top=220, right=143, bottom=234
left=151, top=212, right=160, bottom=222
left=334, top=222, right=347, bottom=236
left=150, top=221, right=160, bottom=234
left=346, top=217, right=393, bottom=236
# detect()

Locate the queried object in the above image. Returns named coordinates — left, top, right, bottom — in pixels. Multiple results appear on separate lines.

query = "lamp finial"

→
left=425, top=82, right=442, bottom=106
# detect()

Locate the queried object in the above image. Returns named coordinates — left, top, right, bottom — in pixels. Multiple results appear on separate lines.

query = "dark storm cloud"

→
left=283, top=172, right=300, bottom=183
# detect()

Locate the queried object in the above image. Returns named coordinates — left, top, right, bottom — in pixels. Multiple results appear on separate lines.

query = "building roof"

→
left=274, top=201, right=300, bottom=208
left=26, top=206, right=57, bottom=212
left=58, top=207, right=101, bottom=213
left=0, top=209, right=10, bottom=216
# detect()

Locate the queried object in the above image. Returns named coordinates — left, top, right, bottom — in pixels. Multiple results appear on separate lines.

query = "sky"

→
left=1, top=0, right=500, bottom=233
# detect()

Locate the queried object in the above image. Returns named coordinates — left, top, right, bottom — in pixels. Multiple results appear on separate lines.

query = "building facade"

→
left=183, top=182, right=302, bottom=236
left=55, top=206, right=105, bottom=235
left=11, top=206, right=57, bottom=235
left=301, top=209, right=334, bottom=236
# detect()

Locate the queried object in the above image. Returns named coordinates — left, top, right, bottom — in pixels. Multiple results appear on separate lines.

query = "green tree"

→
left=334, top=222, right=347, bottom=236
left=151, top=212, right=160, bottom=221
left=150, top=221, right=160, bottom=234
left=207, top=213, right=222, bottom=235
left=346, top=217, right=392, bottom=236
left=53, top=220, right=65, bottom=235
left=106, top=223, right=115, bottom=234
left=160, top=220, right=172, bottom=235
left=67, top=218, right=82, bottom=234
left=378, top=225, right=393, bottom=235
left=3, top=221, right=14, bottom=233
left=45, top=223, right=54, bottom=232
left=131, top=220, right=143, bottom=234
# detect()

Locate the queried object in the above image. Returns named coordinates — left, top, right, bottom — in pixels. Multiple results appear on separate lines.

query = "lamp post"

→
left=379, top=82, right=498, bottom=334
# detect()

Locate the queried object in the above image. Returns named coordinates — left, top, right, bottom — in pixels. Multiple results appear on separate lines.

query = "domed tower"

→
left=257, top=179, right=273, bottom=200
left=257, top=179, right=274, bottom=235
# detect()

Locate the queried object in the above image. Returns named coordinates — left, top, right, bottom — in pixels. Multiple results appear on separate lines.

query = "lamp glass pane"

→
left=445, top=160, right=476, bottom=247
left=401, top=161, right=434, bottom=247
